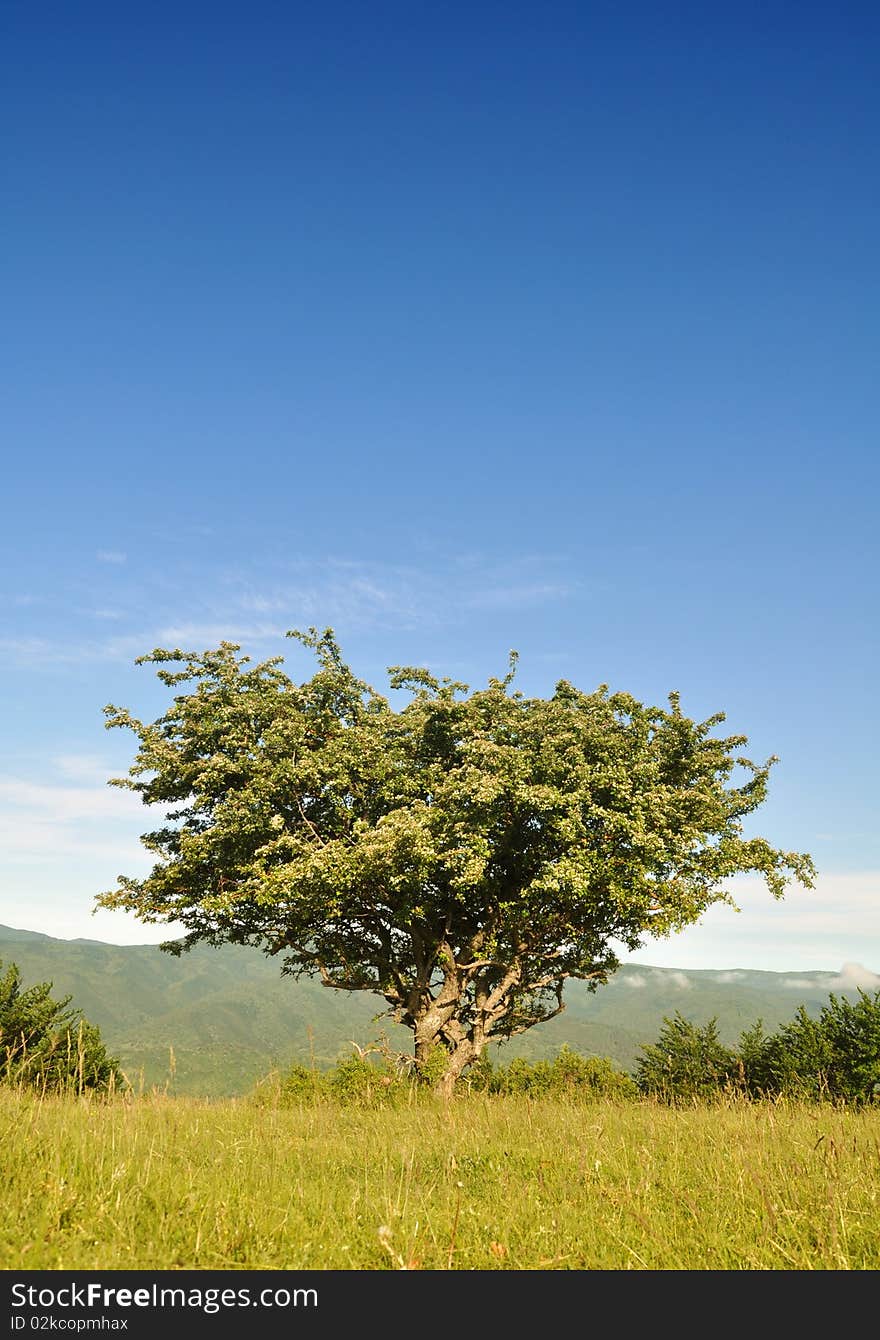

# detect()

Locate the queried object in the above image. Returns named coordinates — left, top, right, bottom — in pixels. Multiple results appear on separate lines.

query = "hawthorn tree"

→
left=97, top=629, right=815, bottom=1095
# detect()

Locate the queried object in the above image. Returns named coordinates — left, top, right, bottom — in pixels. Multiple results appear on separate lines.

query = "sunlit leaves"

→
left=97, top=627, right=815, bottom=1078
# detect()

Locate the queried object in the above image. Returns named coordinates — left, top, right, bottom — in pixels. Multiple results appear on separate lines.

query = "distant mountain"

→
left=1, top=924, right=875, bottom=1098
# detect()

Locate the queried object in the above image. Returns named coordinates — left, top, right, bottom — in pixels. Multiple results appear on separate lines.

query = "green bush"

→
left=263, top=1044, right=636, bottom=1105
left=326, top=1054, right=404, bottom=1105
left=471, top=1047, right=637, bottom=1100
left=638, top=989, right=880, bottom=1106
left=746, top=991, right=880, bottom=1104
left=549, top=1048, right=639, bottom=1099
left=0, top=960, right=121, bottom=1094
left=269, top=1049, right=415, bottom=1107
left=635, top=1014, right=738, bottom=1104
left=278, top=1062, right=325, bottom=1103
left=812, top=990, right=880, bottom=1103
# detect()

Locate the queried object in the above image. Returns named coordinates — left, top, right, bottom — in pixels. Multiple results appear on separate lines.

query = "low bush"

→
left=637, top=989, right=880, bottom=1106
left=0, top=960, right=121, bottom=1094
left=635, top=1014, right=737, bottom=1104
left=263, top=1043, right=636, bottom=1105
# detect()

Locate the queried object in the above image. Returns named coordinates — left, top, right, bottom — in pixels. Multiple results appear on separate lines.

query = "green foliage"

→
left=97, top=627, right=813, bottom=1087
left=807, top=990, right=880, bottom=1102
left=277, top=1062, right=323, bottom=1103
left=265, top=1050, right=416, bottom=1108
left=263, top=1044, right=637, bottom=1106
left=747, top=991, right=880, bottom=1103
left=478, top=1055, right=556, bottom=1097
left=735, top=1018, right=777, bottom=1096
left=326, top=1054, right=406, bottom=1106
left=639, top=990, right=880, bottom=1106
left=548, top=1046, right=639, bottom=1099
left=456, top=1046, right=638, bottom=1100
left=635, top=1013, right=738, bottom=1103
left=0, top=960, right=121, bottom=1094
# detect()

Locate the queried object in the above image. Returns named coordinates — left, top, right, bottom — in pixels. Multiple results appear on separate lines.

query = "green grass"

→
left=2, top=1087, right=879, bottom=1270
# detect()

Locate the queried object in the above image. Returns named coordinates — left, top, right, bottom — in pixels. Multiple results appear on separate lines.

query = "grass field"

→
left=2, top=1087, right=878, bottom=1270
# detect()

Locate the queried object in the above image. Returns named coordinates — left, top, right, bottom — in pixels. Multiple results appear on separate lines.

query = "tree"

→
left=635, top=1013, right=738, bottom=1103
left=748, top=991, right=880, bottom=1103
left=96, top=628, right=815, bottom=1096
left=0, top=961, right=121, bottom=1093
left=638, top=991, right=880, bottom=1106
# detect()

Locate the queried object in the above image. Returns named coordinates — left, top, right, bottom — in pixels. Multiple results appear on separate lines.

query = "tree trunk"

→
left=433, top=1040, right=480, bottom=1099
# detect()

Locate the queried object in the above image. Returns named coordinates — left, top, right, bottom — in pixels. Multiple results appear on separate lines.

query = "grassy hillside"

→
left=0, top=924, right=870, bottom=1096
left=3, top=1087, right=879, bottom=1270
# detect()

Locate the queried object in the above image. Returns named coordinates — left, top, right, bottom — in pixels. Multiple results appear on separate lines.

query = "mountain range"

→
left=2, top=923, right=877, bottom=1097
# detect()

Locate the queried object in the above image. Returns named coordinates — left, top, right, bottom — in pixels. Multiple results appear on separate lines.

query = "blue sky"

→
left=2, top=1, right=878, bottom=973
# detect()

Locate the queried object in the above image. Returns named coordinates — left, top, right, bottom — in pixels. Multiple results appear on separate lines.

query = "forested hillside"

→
left=1, top=924, right=871, bottom=1096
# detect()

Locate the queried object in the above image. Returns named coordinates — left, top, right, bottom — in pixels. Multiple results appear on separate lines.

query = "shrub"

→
left=639, top=990, right=880, bottom=1107
left=814, top=990, right=880, bottom=1103
left=471, top=1047, right=638, bottom=1100
left=548, top=1047, right=639, bottom=1100
left=278, top=1062, right=325, bottom=1103
left=734, top=1019, right=777, bottom=1097
left=635, top=1014, right=737, bottom=1104
left=326, top=1053, right=409, bottom=1106
left=0, top=960, right=121, bottom=1094
left=752, top=991, right=880, bottom=1104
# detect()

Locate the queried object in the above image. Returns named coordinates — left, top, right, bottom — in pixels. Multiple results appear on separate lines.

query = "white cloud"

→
left=155, top=621, right=287, bottom=648
left=0, top=777, right=142, bottom=823
left=831, top=962, right=880, bottom=990
left=0, top=758, right=171, bottom=941
left=464, top=582, right=574, bottom=610
left=619, top=968, right=691, bottom=989
left=782, top=963, right=880, bottom=992
left=226, top=554, right=575, bottom=633
left=0, top=633, right=150, bottom=667
left=0, top=768, right=163, bottom=876
left=625, top=871, right=880, bottom=974
left=0, top=886, right=184, bottom=946
left=0, top=551, right=578, bottom=670
left=52, top=754, right=116, bottom=784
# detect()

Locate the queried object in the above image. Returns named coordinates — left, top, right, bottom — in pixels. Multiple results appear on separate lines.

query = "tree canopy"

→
left=97, top=629, right=815, bottom=1093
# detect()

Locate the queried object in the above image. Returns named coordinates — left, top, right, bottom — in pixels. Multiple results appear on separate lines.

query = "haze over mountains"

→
left=2, top=924, right=877, bottom=1097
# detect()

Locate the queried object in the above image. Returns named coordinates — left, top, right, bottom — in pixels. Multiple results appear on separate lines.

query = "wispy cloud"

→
left=52, top=754, right=118, bottom=784
left=783, top=963, right=880, bottom=991
left=1, top=550, right=581, bottom=670
left=619, top=968, right=691, bottom=989
left=0, top=633, right=152, bottom=667
left=154, top=621, right=289, bottom=649
left=0, top=768, right=159, bottom=869
left=624, top=872, right=880, bottom=973
left=225, top=555, right=576, bottom=630
left=0, top=777, right=143, bottom=825
left=465, top=581, right=574, bottom=610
